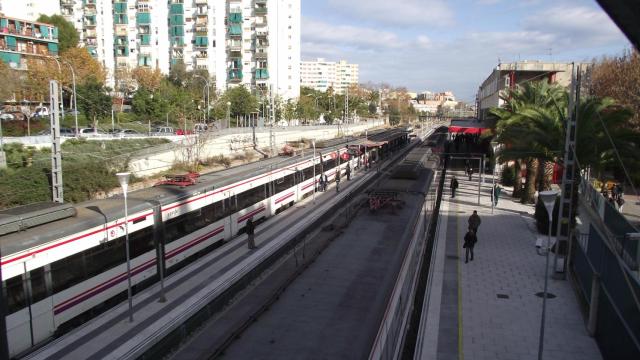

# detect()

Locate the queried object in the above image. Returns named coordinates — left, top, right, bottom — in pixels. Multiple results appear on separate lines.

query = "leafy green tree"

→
left=225, top=86, right=259, bottom=119
left=37, top=15, right=79, bottom=52
left=282, top=100, right=297, bottom=123
left=132, top=87, right=168, bottom=121
left=77, top=77, right=111, bottom=129
left=167, top=61, right=189, bottom=87
left=0, top=61, right=19, bottom=103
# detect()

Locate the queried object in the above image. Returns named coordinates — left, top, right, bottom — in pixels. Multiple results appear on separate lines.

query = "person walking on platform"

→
left=468, top=210, right=481, bottom=234
left=335, top=170, right=341, bottom=193
left=466, top=165, right=473, bottom=181
left=492, top=184, right=502, bottom=206
left=463, top=228, right=477, bottom=263
left=323, top=174, right=329, bottom=191
left=450, top=176, right=459, bottom=198
left=318, top=174, right=325, bottom=192
left=346, top=163, right=351, bottom=181
left=246, top=217, right=256, bottom=249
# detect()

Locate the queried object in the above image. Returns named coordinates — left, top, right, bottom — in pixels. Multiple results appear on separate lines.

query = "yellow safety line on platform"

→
left=454, top=194, right=464, bottom=360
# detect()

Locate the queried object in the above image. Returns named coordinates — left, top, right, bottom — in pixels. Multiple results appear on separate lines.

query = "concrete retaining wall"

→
left=129, top=120, right=384, bottom=177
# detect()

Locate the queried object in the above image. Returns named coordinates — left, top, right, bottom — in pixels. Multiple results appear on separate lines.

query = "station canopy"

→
left=448, top=126, right=487, bottom=134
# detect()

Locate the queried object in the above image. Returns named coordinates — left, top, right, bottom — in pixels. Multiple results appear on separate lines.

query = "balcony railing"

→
left=255, top=7, right=267, bottom=15
left=0, top=27, right=57, bottom=41
left=228, top=69, right=243, bottom=82
left=255, top=49, right=267, bottom=58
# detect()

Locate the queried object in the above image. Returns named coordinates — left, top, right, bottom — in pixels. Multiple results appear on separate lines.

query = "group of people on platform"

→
left=450, top=132, right=482, bottom=153
left=601, top=183, right=625, bottom=211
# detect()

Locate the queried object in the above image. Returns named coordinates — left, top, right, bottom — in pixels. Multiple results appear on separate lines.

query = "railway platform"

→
left=416, top=170, right=602, bottom=360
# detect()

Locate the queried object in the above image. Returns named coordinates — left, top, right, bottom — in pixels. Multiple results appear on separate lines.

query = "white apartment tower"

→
left=55, top=0, right=300, bottom=99
left=0, top=1, right=61, bottom=22
left=300, top=58, right=359, bottom=95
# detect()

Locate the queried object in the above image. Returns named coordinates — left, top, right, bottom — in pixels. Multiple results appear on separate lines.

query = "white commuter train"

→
left=0, top=130, right=409, bottom=358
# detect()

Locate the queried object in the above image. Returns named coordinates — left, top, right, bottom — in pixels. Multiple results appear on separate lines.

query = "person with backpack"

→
left=463, top=228, right=478, bottom=263
left=468, top=210, right=481, bottom=234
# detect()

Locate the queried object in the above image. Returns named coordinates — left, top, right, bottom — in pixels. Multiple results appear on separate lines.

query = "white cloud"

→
left=523, top=5, right=624, bottom=46
left=417, top=35, right=432, bottom=49
left=302, top=18, right=404, bottom=50
left=326, top=0, right=453, bottom=27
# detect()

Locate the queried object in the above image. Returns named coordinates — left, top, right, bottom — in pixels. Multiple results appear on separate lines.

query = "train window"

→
left=211, top=201, right=225, bottom=222
left=51, top=251, right=86, bottom=294
left=84, top=238, right=126, bottom=279
left=275, top=173, right=295, bottom=193
left=237, top=184, right=266, bottom=210
left=302, top=164, right=314, bottom=181
left=3, top=276, right=26, bottom=314
left=324, top=158, right=336, bottom=170
left=29, top=268, right=48, bottom=304
left=132, top=216, right=146, bottom=225
left=130, top=227, right=155, bottom=258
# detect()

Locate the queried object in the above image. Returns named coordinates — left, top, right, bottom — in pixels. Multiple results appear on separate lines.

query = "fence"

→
left=579, top=176, right=639, bottom=271
left=571, top=177, right=640, bottom=359
left=572, top=226, right=640, bottom=359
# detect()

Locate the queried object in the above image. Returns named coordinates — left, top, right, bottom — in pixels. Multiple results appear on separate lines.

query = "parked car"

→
left=32, top=107, right=50, bottom=119
left=0, top=112, right=28, bottom=121
left=150, top=126, right=175, bottom=136
left=115, top=129, right=143, bottom=137
left=38, top=127, right=75, bottom=137
left=0, top=113, right=15, bottom=121
left=77, top=128, right=107, bottom=138
left=194, top=123, right=209, bottom=133
left=175, top=128, right=193, bottom=136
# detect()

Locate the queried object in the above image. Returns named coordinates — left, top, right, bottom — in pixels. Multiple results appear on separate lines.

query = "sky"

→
left=301, top=0, right=631, bottom=102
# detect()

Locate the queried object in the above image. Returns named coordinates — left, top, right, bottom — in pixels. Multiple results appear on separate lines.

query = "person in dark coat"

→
left=468, top=210, right=481, bottom=234
left=463, top=228, right=477, bottom=263
left=450, top=176, right=459, bottom=198
left=346, top=163, right=351, bottom=181
left=318, top=174, right=325, bottom=192
left=492, top=184, right=502, bottom=206
left=246, top=217, right=256, bottom=249
left=335, top=170, right=341, bottom=193
left=466, top=166, right=473, bottom=181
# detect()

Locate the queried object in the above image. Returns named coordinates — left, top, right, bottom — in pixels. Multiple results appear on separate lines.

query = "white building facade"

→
left=12, top=0, right=303, bottom=99
left=300, top=58, right=359, bottom=95
left=0, top=1, right=61, bottom=22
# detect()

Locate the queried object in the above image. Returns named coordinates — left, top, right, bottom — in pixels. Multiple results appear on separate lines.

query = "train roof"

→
left=0, top=129, right=407, bottom=257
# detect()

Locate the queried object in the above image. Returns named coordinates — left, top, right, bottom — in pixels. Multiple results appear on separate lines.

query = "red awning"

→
left=449, top=126, right=487, bottom=134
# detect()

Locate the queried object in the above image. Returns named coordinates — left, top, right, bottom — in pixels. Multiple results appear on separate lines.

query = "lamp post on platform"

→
left=538, top=190, right=559, bottom=360
left=116, top=172, right=134, bottom=322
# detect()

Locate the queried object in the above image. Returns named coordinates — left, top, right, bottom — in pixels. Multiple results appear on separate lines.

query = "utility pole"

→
left=554, top=63, right=580, bottom=279
left=344, top=86, right=349, bottom=125
left=50, top=80, right=64, bottom=203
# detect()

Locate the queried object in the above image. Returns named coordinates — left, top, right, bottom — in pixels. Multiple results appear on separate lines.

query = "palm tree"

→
left=493, top=80, right=640, bottom=204
left=491, top=81, right=567, bottom=203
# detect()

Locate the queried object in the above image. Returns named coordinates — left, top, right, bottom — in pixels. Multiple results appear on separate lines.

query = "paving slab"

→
left=429, top=170, right=602, bottom=360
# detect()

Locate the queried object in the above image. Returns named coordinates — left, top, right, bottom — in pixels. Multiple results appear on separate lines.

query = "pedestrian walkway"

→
left=421, top=170, right=602, bottom=360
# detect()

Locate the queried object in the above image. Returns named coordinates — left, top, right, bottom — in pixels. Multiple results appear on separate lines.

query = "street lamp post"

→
left=537, top=190, right=559, bottom=360
left=62, top=60, right=78, bottom=138
left=193, top=75, right=210, bottom=121
left=166, top=108, right=175, bottom=127
left=48, top=57, right=65, bottom=127
left=491, top=141, right=499, bottom=214
left=312, top=140, right=316, bottom=204
left=226, top=101, right=231, bottom=129
left=116, top=172, right=135, bottom=323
